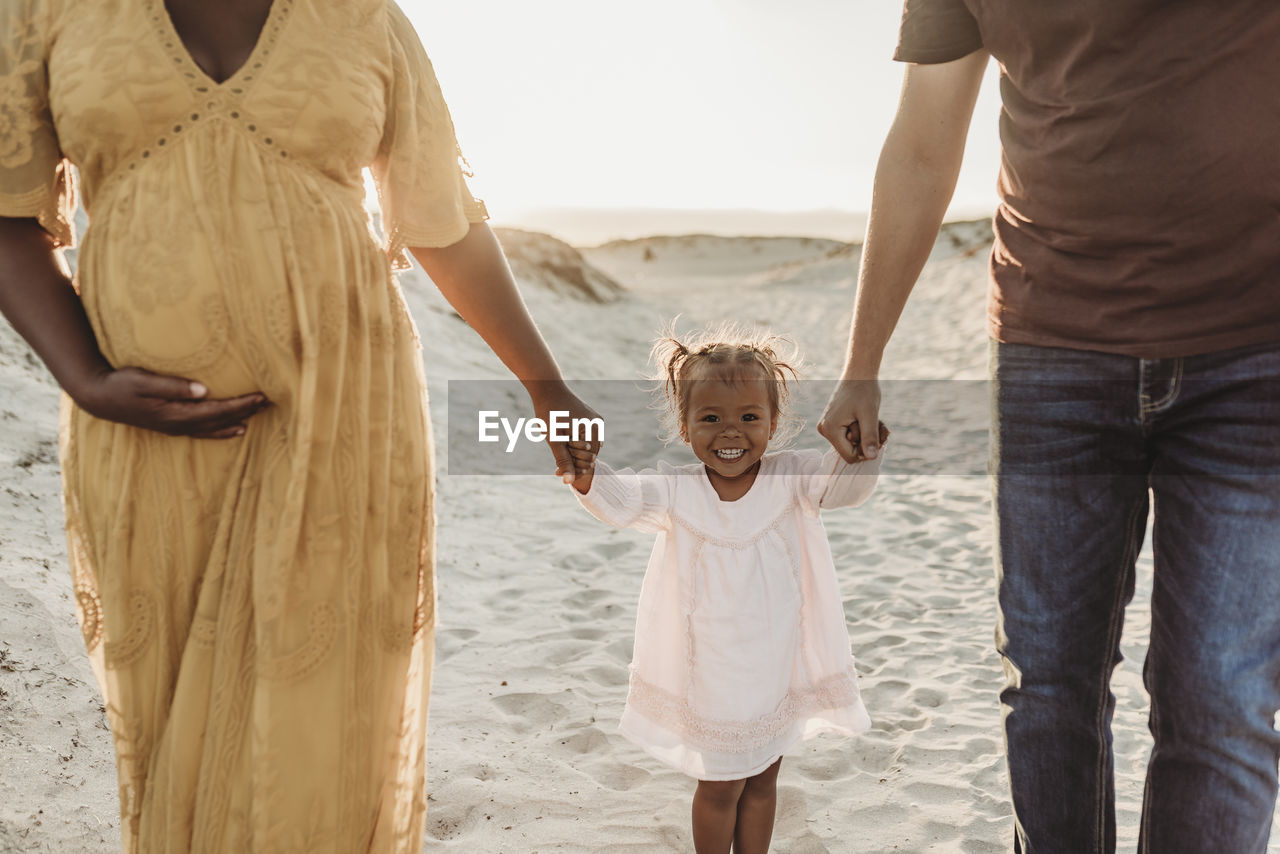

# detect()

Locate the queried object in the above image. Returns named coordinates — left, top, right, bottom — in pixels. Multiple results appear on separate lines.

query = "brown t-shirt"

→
left=896, top=1, right=1280, bottom=358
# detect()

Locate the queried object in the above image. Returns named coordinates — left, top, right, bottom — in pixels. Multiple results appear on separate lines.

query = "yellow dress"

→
left=0, top=0, right=487, bottom=850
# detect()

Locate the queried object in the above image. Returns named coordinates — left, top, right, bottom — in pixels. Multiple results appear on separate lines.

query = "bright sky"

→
left=400, top=0, right=1003, bottom=227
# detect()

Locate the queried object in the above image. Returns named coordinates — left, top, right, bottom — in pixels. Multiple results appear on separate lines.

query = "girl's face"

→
left=681, top=371, right=777, bottom=484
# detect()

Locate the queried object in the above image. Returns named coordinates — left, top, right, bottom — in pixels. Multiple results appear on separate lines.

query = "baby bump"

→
left=688, top=543, right=801, bottom=720
left=77, top=160, right=399, bottom=405
left=76, top=215, right=244, bottom=385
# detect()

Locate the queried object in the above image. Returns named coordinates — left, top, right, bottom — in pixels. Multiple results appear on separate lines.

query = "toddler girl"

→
left=562, top=324, right=886, bottom=854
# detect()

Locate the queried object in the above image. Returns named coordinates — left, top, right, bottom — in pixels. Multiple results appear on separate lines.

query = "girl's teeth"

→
left=716, top=449, right=744, bottom=460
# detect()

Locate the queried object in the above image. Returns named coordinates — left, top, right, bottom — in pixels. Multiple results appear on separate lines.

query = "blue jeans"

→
left=990, top=339, right=1280, bottom=854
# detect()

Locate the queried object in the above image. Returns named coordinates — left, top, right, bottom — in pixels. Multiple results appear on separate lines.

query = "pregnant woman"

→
left=0, top=0, right=592, bottom=850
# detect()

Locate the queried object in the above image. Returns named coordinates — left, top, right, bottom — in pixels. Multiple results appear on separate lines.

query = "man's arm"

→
left=819, top=50, right=989, bottom=461
left=409, top=222, right=600, bottom=482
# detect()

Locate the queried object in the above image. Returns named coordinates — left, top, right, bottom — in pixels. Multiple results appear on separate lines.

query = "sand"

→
left=1, top=222, right=1275, bottom=852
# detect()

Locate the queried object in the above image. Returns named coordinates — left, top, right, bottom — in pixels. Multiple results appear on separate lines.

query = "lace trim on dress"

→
left=626, top=667, right=861, bottom=755
left=382, top=196, right=488, bottom=271
left=190, top=614, right=218, bottom=650
left=685, top=538, right=704, bottom=699
left=143, top=0, right=294, bottom=99
left=75, top=585, right=103, bottom=651
left=0, top=170, right=75, bottom=248
left=103, top=591, right=156, bottom=669
left=669, top=498, right=797, bottom=550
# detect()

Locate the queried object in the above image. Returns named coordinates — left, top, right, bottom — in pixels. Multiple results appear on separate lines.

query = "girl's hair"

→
left=650, top=321, right=803, bottom=445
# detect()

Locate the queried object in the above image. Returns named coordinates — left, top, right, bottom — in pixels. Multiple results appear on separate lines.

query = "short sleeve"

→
left=371, top=1, right=488, bottom=270
left=0, top=0, right=75, bottom=247
left=791, top=449, right=882, bottom=514
left=894, top=0, right=984, bottom=65
left=575, top=460, right=673, bottom=534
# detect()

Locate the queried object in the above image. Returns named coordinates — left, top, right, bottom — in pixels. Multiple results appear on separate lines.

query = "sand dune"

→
left=1, top=222, right=1275, bottom=852
left=493, top=228, right=625, bottom=304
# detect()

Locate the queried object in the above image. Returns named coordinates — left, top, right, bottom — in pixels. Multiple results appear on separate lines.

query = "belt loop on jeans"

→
left=1138, top=358, right=1183, bottom=420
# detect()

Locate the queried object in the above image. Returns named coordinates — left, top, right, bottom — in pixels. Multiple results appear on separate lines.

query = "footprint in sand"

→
left=869, top=678, right=912, bottom=702
left=590, top=540, right=636, bottom=561
left=434, top=627, right=479, bottom=663
left=964, top=734, right=1001, bottom=757
left=563, top=588, right=611, bottom=611
left=490, top=692, right=568, bottom=732
left=867, top=683, right=938, bottom=731
left=575, top=757, right=653, bottom=792
left=773, top=785, right=823, bottom=844
left=559, top=592, right=625, bottom=633
left=557, top=552, right=600, bottom=572
left=793, top=745, right=857, bottom=781
left=582, top=665, right=628, bottom=688
left=603, top=636, right=634, bottom=665
left=908, top=686, right=946, bottom=709
left=558, top=727, right=611, bottom=755
left=864, top=633, right=909, bottom=651
left=837, top=548, right=885, bottom=569
left=923, top=592, right=961, bottom=610
left=424, top=799, right=483, bottom=841
left=905, top=780, right=968, bottom=805
left=781, top=835, right=833, bottom=854
left=540, top=640, right=590, bottom=667
left=845, top=730, right=903, bottom=771
left=877, top=714, right=930, bottom=734
left=593, top=823, right=689, bottom=853
left=556, top=725, right=654, bottom=791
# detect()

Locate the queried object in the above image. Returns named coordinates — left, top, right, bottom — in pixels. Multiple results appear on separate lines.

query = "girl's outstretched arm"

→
left=571, top=460, right=671, bottom=533
left=794, top=440, right=888, bottom=513
left=410, top=222, right=598, bottom=482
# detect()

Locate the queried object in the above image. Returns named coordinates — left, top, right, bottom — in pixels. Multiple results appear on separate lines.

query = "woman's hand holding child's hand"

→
left=527, top=382, right=601, bottom=488
left=558, top=440, right=599, bottom=494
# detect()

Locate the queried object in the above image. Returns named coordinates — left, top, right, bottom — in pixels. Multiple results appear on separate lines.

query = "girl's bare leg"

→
left=733, top=758, right=782, bottom=854
left=693, top=778, right=748, bottom=853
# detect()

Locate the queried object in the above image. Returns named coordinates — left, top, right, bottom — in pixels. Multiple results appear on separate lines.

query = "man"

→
left=818, top=3, right=1280, bottom=852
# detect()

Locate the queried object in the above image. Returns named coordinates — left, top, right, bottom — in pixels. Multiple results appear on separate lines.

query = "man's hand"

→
left=848, top=420, right=891, bottom=463
left=818, top=378, right=885, bottom=463
left=74, top=366, right=271, bottom=439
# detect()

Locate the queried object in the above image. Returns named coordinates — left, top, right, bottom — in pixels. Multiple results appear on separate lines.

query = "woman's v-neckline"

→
left=154, top=0, right=287, bottom=90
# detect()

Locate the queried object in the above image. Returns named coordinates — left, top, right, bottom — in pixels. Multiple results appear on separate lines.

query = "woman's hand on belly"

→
left=77, top=366, right=271, bottom=439
left=0, top=217, right=268, bottom=439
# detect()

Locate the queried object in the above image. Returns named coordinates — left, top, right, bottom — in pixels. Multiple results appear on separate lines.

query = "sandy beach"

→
left=1, top=222, right=1275, bottom=852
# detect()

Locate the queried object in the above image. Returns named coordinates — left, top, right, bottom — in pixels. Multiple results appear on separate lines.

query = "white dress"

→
left=576, top=449, right=880, bottom=780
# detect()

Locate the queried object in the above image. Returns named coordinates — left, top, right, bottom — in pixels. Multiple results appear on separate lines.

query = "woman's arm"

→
left=0, top=216, right=269, bottom=437
left=409, top=222, right=600, bottom=481
left=818, top=50, right=989, bottom=462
